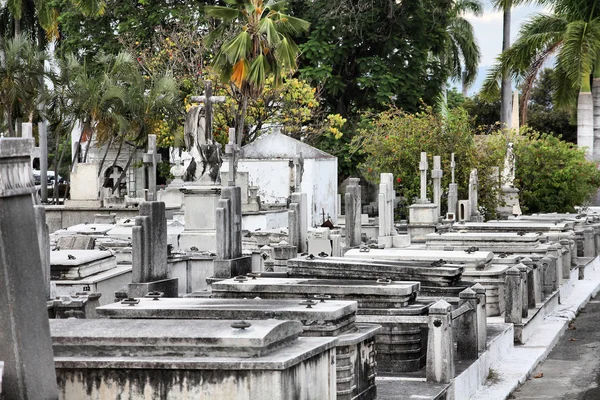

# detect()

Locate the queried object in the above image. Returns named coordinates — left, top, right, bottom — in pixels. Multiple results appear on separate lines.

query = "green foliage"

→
left=295, top=0, right=452, bottom=116
left=350, top=106, right=500, bottom=219
left=484, top=128, right=600, bottom=213
left=462, top=93, right=501, bottom=134
left=526, top=68, right=576, bottom=143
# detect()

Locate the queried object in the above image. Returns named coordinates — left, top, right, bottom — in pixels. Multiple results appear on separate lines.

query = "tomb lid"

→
left=344, top=248, right=493, bottom=268
left=50, top=319, right=303, bottom=358
left=96, top=298, right=357, bottom=322
left=425, top=231, right=542, bottom=242
left=458, top=221, right=573, bottom=231
left=51, top=250, right=114, bottom=266
left=212, top=277, right=419, bottom=296
left=66, top=224, right=115, bottom=235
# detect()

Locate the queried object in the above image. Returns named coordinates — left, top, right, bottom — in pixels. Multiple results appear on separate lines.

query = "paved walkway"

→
left=511, top=296, right=600, bottom=399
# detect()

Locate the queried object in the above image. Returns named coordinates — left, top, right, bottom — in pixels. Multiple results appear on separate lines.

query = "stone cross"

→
left=419, top=152, right=428, bottom=202
left=108, top=168, right=121, bottom=189
left=143, top=134, right=158, bottom=201
left=0, top=137, right=58, bottom=398
left=432, top=156, right=443, bottom=215
left=190, top=80, right=226, bottom=142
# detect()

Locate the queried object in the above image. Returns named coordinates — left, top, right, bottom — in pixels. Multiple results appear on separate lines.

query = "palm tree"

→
left=0, top=35, right=48, bottom=136
left=438, top=0, right=483, bottom=109
left=482, top=0, right=600, bottom=157
left=204, top=0, right=310, bottom=146
left=491, top=0, right=533, bottom=129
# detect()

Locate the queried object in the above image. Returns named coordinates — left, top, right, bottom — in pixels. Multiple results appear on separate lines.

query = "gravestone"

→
left=213, top=186, right=252, bottom=279
left=345, top=177, right=362, bottom=246
left=34, top=205, right=52, bottom=300
left=378, top=173, right=409, bottom=248
left=468, top=169, right=483, bottom=222
left=498, top=142, right=522, bottom=218
left=129, top=201, right=178, bottom=297
left=66, top=163, right=101, bottom=207
left=39, top=121, right=48, bottom=203
left=0, top=138, right=58, bottom=399
left=408, top=152, right=438, bottom=242
left=291, top=192, right=308, bottom=253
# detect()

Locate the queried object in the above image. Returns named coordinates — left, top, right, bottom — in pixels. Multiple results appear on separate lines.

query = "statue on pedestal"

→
left=184, top=104, right=222, bottom=185
left=502, top=142, right=516, bottom=188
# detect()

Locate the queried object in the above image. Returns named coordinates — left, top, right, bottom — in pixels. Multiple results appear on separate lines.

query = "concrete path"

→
left=470, top=277, right=600, bottom=400
left=511, top=297, right=600, bottom=399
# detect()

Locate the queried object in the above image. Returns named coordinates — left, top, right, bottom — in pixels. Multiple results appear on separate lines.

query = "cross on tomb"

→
left=190, top=80, right=226, bottom=141
left=108, top=169, right=122, bottom=189
left=419, top=152, right=429, bottom=202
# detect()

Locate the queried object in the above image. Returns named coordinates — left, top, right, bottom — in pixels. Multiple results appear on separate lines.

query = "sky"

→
left=461, top=1, right=548, bottom=95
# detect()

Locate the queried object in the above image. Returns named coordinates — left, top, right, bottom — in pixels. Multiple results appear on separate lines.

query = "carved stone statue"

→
left=502, top=142, right=516, bottom=187
left=184, top=104, right=222, bottom=185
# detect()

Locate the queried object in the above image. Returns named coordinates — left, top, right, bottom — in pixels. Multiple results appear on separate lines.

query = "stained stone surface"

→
left=51, top=250, right=116, bottom=280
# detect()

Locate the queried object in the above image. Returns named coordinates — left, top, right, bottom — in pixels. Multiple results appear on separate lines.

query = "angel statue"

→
left=183, top=103, right=222, bottom=185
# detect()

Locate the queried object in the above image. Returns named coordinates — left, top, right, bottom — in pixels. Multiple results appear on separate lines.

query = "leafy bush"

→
left=351, top=106, right=501, bottom=219
left=483, top=129, right=600, bottom=213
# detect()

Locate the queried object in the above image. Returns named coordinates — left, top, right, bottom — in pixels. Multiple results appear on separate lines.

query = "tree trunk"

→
left=14, top=17, right=21, bottom=36
left=97, top=135, right=115, bottom=178
left=592, top=57, right=600, bottom=161
left=500, top=6, right=512, bottom=130
left=461, top=71, right=468, bottom=97
left=236, top=96, right=248, bottom=147
left=578, top=83, right=594, bottom=159
left=112, top=145, right=137, bottom=195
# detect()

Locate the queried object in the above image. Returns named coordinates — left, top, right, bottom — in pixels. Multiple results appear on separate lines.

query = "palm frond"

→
left=204, top=5, right=241, bottom=22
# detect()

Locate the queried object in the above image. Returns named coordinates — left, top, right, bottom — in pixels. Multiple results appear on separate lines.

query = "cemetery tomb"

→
left=97, top=297, right=380, bottom=399
left=51, top=250, right=116, bottom=280
left=51, top=319, right=337, bottom=400
left=212, top=277, right=433, bottom=374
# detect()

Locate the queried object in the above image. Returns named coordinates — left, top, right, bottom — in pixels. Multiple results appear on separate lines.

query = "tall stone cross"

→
left=419, top=152, right=429, bottom=202
left=190, top=80, right=226, bottom=142
left=108, top=168, right=122, bottom=190
left=432, top=156, right=443, bottom=215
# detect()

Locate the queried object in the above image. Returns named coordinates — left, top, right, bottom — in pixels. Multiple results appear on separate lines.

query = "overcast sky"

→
left=462, top=1, right=548, bottom=95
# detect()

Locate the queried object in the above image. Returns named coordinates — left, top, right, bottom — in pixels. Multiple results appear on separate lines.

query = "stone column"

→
left=331, top=234, right=343, bottom=257
left=456, top=288, right=478, bottom=360
left=0, top=138, right=58, bottom=399
left=505, top=266, right=523, bottom=324
left=39, top=121, right=48, bottom=203
left=419, top=152, right=429, bottom=203
left=570, top=239, right=577, bottom=267
left=291, top=192, right=308, bottom=253
left=288, top=208, right=299, bottom=249
left=143, top=134, right=158, bottom=201
left=530, top=255, right=543, bottom=304
left=432, top=156, right=443, bottom=216
left=540, top=256, right=554, bottom=297
left=584, top=227, right=595, bottom=257
left=472, top=283, right=487, bottom=352
left=33, top=205, right=51, bottom=300
left=517, top=263, right=530, bottom=318
left=222, top=186, right=242, bottom=258
left=448, top=153, right=458, bottom=218
left=559, top=239, right=571, bottom=279
left=548, top=243, right=563, bottom=287
left=345, top=178, right=361, bottom=246
left=426, top=300, right=454, bottom=384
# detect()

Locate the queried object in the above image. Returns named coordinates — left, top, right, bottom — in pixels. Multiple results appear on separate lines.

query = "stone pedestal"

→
left=407, top=203, right=438, bottom=243
left=498, top=186, right=522, bottom=219
left=179, top=185, right=222, bottom=252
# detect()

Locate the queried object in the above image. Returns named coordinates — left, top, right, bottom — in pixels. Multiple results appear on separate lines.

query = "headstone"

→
left=345, top=178, right=362, bottom=246
left=432, top=156, right=443, bottom=216
left=291, top=192, right=308, bottom=253
left=0, top=138, right=58, bottom=398
left=408, top=153, right=437, bottom=241
left=67, top=163, right=101, bottom=207
left=129, top=201, right=177, bottom=297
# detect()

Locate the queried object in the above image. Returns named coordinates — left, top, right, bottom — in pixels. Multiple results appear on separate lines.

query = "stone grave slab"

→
left=287, top=256, right=465, bottom=287
left=51, top=250, right=116, bottom=280
left=455, top=220, right=573, bottom=233
left=56, top=235, right=95, bottom=250
left=53, top=265, right=132, bottom=306
left=345, top=248, right=494, bottom=270
left=96, top=297, right=379, bottom=398
left=425, top=231, right=545, bottom=252
left=65, top=223, right=115, bottom=235
left=51, top=318, right=337, bottom=400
